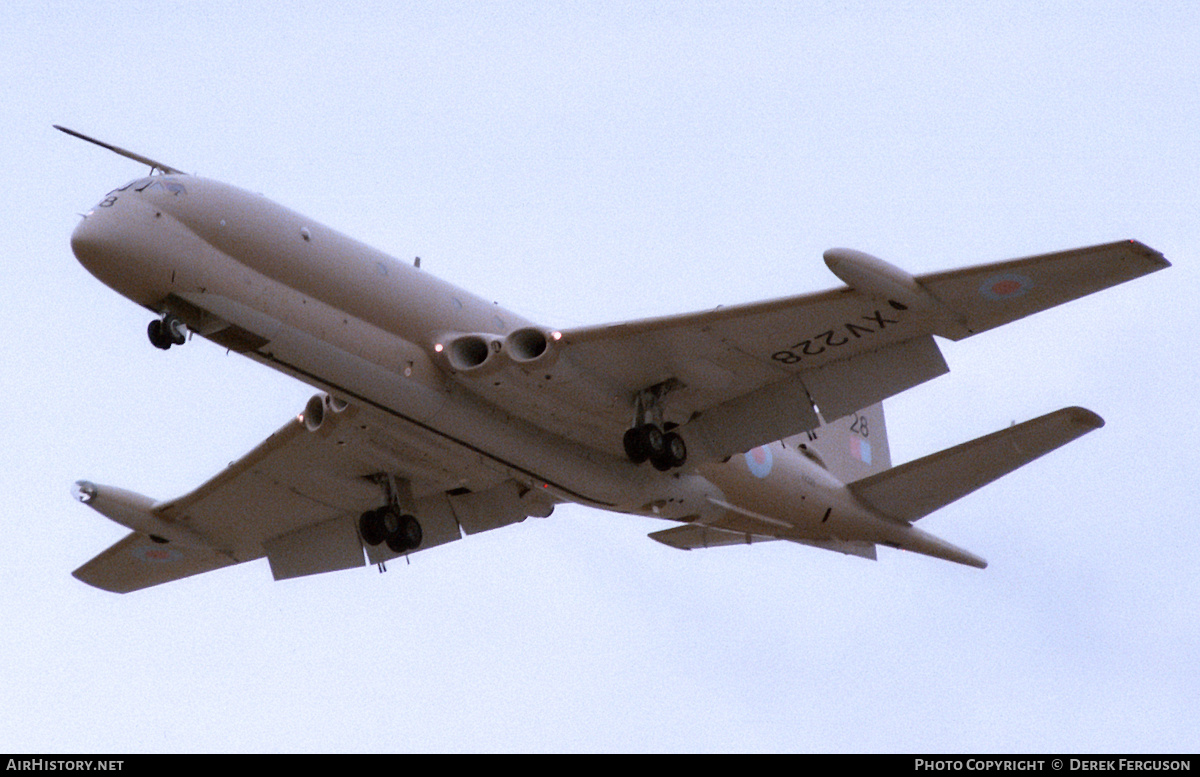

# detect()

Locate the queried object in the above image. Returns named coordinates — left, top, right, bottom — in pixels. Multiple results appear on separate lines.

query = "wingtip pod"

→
left=72, top=480, right=206, bottom=548
left=823, top=247, right=939, bottom=310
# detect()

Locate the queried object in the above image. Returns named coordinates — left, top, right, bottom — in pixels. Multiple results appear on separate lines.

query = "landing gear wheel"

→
left=147, top=315, right=186, bottom=349
left=385, top=512, right=422, bottom=553
left=358, top=507, right=387, bottom=546
left=623, top=426, right=648, bottom=463
left=400, top=513, right=423, bottom=550
left=651, top=431, right=688, bottom=471
left=167, top=317, right=186, bottom=345
left=623, top=423, right=665, bottom=464
left=147, top=319, right=172, bottom=350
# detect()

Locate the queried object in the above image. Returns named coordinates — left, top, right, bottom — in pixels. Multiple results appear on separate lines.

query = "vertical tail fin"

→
left=784, top=402, right=892, bottom=482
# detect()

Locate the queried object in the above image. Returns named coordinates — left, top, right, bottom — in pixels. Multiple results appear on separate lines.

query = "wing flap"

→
left=801, top=335, right=949, bottom=423
left=264, top=515, right=366, bottom=581
left=684, top=375, right=820, bottom=461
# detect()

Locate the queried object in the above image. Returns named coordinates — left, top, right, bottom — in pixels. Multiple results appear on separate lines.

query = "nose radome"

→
left=70, top=212, right=112, bottom=271
left=67, top=191, right=188, bottom=308
left=68, top=207, right=144, bottom=299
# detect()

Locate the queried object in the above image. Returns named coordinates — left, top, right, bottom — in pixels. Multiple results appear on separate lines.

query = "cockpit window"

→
left=136, top=179, right=187, bottom=196
left=109, top=177, right=187, bottom=196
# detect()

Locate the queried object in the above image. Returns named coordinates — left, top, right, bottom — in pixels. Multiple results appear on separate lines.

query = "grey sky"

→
left=2, top=1, right=1196, bottom=752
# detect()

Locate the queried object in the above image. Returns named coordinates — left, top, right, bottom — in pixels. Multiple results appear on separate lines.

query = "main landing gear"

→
left=147, top=314, right=187, bottom=350
left=358, top=476, right=423, bottom=554
left=624, top=423, right=687, bottom=471
left=359, top=504, right=423, bottom=554
left=623, top=383, right=688, bottom=471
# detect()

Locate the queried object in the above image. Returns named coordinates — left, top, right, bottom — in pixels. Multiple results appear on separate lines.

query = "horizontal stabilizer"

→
left=847, top=406, right=1104, bottom=522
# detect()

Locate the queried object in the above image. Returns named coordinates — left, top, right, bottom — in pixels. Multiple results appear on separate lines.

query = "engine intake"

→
left=303, top=393, right=348, bottom=432
left=505, top=327, right=559, bottom=368
left=435, top=329, right=561, bottom=375
left=444, top=333, right=505, bottom=374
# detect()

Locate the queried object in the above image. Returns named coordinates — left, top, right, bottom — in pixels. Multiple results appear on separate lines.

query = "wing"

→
left=73, top=532, right=238, bottom=594
left=73, top=397, right=558, bottom=593
left=553, top=240, right=1167, bottom=460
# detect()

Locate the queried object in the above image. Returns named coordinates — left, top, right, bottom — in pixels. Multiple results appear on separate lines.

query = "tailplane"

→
left=847, top=406, right=1104, bottom=523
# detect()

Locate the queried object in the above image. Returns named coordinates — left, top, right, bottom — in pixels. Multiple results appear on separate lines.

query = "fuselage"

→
left=70, top=174, right=961, bottom=561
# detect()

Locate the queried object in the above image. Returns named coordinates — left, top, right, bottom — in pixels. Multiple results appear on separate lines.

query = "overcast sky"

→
left=2, top=1, right=1196, bottom=753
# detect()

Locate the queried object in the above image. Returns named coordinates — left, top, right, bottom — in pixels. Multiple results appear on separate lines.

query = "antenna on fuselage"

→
left=54, top=125, right=186, bottom=176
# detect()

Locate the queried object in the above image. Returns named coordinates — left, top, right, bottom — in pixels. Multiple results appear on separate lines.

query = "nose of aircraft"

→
left=70, top=210, right=112, bottom=270
left=68, top=189, right=193, bottom=308
left=68, top=202, right=165, bottom=305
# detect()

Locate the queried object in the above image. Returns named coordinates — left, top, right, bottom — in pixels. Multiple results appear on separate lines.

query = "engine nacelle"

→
left=302, top=392, right=348, bottom=432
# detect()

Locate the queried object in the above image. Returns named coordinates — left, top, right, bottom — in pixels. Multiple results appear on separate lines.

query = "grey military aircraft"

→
left=59, top=126, right=1169, bottom=593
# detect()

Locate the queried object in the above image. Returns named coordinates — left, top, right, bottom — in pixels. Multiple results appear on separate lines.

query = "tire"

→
left=624, top=427, right=650, bottom=463
left=385, top=513, right=422, bottom=553
left=358, top=507, right=387, bottom=546
left=147, top=319, right=171, bottom=350
left=651, top=431, right=687, bottom=471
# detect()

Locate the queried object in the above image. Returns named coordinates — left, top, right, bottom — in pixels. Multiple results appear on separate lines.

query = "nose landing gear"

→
left=147, top=314, right=187, bottom=350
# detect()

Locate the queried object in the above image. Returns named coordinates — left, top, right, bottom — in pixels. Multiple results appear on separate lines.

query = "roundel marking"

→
left=979, top=272, right=1034, bottom=300
left=133, top=545, right=183, bottom=564
left=745, top=445, right=774, bottom=478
